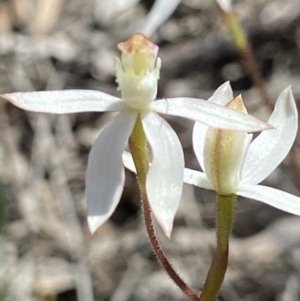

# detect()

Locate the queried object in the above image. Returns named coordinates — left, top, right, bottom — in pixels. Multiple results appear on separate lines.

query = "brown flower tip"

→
left=118, top=33, right=158, bottom=54
left=226, top=95, right=247, bottom=113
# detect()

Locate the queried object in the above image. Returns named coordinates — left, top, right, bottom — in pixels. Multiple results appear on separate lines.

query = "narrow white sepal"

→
left=152, top=97, right=271, bottom=132
left=86, top=110, right=137, bottom=234
left=2, top=90, right=125, bottom=114
left=88, top=216, right=105, bottom=234
left=183, top=168, right=213, bottom=190
left=238, top=184, right=300, bottom=216
left=217, top=0, right=232, bottom=12
left=207, top=81, right=233, bottom=105
left=140, top=0, right=181, bottom=37
left=192, top=122, right=208, bottom=172
left=122, top=151, right=137, bottom=173
left=142, top=111, right=184, bottom=237
left=122, top=151, right=213, bottom=191
left=242, top=87, right=298, bottom=184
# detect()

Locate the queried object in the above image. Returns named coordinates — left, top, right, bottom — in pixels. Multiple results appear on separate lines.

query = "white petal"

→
left=216, top=0, right=232, bottom=12
left=122, top=151, right=213, bottom=191
left=140, top=0, right=181, bottom=37
left=152, top=97, right=271, bottom=132
left=2, top=90, right=126, bottom=114
left=142, top=111, right=184, bottom=237
left=192, top=82, right=233, bottom=171
left=207, top=82, right=233, bottom=105
left=86, top=110, right=137, bottom=233
left=241, top=87, right=298, bottom=184
left=183, top=168, right=213, bottom=190
left=193, top=122, right=208, bottom=172
left=122, top=151, right=136, bottom=173
left=238, top=184, right=300, bottom=216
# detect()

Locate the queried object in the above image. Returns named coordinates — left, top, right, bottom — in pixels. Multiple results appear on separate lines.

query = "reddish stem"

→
left=143, top=198, right=200, bottom=301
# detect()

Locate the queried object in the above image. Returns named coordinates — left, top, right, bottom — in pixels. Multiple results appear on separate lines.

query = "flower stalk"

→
left=199, top=194, right=236, bottom=301
left=128, top=114, right=149, bottom=194
left=128, top=115, right=199, bottom=301
left=217, top=2, right=272, bottom=110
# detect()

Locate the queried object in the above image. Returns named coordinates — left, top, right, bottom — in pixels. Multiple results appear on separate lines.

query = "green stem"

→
left=129, top=114, right=199, bottom=301
left=219, top=7, right=272, bottom=110
left=199, top=194, right=237, bottom=301
left=128, top=114, right=149, bottom=194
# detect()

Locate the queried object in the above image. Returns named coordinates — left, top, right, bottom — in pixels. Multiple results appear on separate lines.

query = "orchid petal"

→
left=242, top=87, right=298, bottom=184
left=140, top=0, right=181, bottom=37
left=193, top=82, right=234, bottom=170
left=207, top=81, right=233, bottom=105
left=238, top=183, right=300, bottom=216
left=122, top=151, right=213, bottom=191
left=152, top=97, right=271, bottom=132
left=217, top=0, right=232, bottom=12
left=122, top=151, right=137, bottom=173
left=142, top=111, right=184, bottom=237
left=192, top=122, right=208, bottom=172
left=2, top=90, right=126, bottom=114
left=86, top=110, right=137, bottom=233
left=183, top=168, right=213, bottom=190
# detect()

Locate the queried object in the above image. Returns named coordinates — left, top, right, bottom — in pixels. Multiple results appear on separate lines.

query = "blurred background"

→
left=1, top=0, right=300, bottom=300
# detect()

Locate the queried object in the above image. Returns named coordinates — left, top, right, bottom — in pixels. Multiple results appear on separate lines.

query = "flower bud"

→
left=203, top=95, right=251, bottom=195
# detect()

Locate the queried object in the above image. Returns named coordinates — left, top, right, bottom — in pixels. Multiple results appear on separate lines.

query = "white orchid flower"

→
left=124, top=82, right=300, bottom=218
left=2, top=35, right=270, bottom=237
left=187, top=82, right=300, bottom=215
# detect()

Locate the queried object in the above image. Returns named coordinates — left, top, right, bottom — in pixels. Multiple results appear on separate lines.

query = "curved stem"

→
left=199, top=194, right=236, bottom=301
left=129, top=114, right=199, bottom=301
left=143, top=197, right=199, bottom=301
left=218, top=6, right=272, bottom=110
